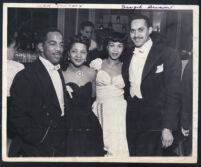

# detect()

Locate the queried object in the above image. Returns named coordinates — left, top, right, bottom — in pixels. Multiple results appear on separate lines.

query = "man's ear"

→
left=148, top=27, right=153, bottom=35
left=37, top=42, right=44, bottom=52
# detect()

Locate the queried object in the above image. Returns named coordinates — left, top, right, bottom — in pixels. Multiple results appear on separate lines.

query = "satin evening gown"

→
left=90, top=58, right=129, bottom=157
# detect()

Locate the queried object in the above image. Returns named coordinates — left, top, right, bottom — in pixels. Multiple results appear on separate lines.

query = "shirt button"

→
left=46, top=112, right=50, bottom=116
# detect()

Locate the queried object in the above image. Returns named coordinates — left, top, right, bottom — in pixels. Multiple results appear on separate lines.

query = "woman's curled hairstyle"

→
left=105, top=32, right=126, bottom=47
left=68, top=35, right=90, bottom=51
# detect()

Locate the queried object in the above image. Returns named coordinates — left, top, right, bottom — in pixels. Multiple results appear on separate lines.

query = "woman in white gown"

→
left=90, top=32, right=129, bottom=157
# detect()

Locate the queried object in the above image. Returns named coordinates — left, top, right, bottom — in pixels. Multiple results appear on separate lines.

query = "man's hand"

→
left=161, top=128, right=174, bottom=148
left=181, top=127, right=190, bottom=137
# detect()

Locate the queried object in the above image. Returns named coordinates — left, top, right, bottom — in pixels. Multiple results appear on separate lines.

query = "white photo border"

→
left=2, top=3, right=199, bottom=163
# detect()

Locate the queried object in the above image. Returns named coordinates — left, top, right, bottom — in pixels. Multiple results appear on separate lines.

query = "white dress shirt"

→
left=39, top=56, right=64, bottom=116
left=129, top=39, right=153, bottom=99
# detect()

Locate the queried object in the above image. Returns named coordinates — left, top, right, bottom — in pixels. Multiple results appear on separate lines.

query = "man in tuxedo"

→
left=122, top=14, right=181, bottom=156
left=9, top=28, right=68, bottom=157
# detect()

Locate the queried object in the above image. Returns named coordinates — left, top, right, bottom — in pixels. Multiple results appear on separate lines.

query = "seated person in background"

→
left=7, top=32, right=24, bottom=154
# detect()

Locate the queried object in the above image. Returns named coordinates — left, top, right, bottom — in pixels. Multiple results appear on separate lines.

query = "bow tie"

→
left=51, top=64, right=60, bottom=71
left=133, top=48, right=144, bottom=55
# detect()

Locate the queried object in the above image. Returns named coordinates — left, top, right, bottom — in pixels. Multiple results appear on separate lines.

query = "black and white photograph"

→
left=2, top=3, right=199, bottom=163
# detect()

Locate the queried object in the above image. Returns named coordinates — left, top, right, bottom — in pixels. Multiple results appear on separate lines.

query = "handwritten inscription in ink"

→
left=122, top=4, right=173, bottom=9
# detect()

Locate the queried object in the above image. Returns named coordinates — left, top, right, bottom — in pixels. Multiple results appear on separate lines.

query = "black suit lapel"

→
left=122, top=47, right=134, bottom=98
left=142, top=43, right=162, bottom=81
left=34, top=59, right=61, bottom=112
left=58, top=69, right=69, bottom=111
left=122, top=47, right=134, bottom=82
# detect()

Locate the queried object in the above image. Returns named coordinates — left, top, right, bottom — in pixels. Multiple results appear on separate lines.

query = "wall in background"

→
left=7, top=8, right=193, bottom=54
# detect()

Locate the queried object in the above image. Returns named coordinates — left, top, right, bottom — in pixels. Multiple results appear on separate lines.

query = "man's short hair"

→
left=39, top=28, right=63, bottom=44
left=130, top=14, right=152, bottom=28
left=80, top=21, right=94, bottom=30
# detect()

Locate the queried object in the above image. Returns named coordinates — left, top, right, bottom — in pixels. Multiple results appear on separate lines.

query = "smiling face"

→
left=69, top=42, right=87, bottom=67
left=41, top=31, right=64, bottom=65
left=107, top=41, right=124, bottom=60
left=130, top=19, right=152, bottom=47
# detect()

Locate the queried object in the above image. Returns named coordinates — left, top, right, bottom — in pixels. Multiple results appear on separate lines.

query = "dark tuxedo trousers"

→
left=9, top=59, right=69, bottom=157
left=122, top=43, right=181, bottom=156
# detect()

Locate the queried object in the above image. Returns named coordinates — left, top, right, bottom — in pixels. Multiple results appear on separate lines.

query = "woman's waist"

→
left=96, top=88, right=124, bottom=98
left=95, top=95, right=125, bottom=102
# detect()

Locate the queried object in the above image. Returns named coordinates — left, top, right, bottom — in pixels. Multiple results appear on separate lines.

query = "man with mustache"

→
left=122, top=14, right=181, bottom=156
left=9, top=28, right=68, bottom=157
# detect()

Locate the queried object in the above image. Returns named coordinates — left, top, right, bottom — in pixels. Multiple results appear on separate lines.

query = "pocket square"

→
left=155, top=64, right=164, bottom=73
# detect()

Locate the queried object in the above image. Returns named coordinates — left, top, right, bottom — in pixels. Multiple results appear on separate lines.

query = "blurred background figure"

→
left=86, top=28, right=112, bottom=66
left=79, top=21, right=97, bottom=51
left=13, top=30, right=40, bottom=65
left=7, top=31, right=24, bottom=155
left=173, top=51, right=192, bottom=156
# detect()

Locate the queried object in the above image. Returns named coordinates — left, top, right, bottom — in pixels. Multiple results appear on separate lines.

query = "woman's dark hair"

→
left=68, top=35, right=90, bottom=51
left=105, top=32, right=126, bottom=47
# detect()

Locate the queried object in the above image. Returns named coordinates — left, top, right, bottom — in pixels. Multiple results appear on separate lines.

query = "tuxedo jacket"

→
left=9, top=59, right=69, bottom=157
left=122, top=43, right=181, bottom=131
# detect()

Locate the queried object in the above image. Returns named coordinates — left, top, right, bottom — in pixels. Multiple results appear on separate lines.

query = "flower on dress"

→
left=66, top=85, right=73, bottom=99
left=89, top=58, right=102, bottom=71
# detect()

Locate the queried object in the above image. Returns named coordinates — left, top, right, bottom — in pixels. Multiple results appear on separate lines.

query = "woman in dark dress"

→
left=62, top=36, right=104, bottom=156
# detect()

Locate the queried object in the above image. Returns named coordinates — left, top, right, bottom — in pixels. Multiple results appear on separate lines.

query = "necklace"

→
left=69, top=64, right=84, bottom=77
left=75, top=70, right=84, bottom=77
left=106, top=58, right=121, bottom=67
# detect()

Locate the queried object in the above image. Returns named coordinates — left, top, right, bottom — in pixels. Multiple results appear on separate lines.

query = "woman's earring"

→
left=68, top=57, right=70, bottom=61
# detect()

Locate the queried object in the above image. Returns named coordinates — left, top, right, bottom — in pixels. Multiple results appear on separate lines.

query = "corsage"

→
left=66, top=85, right=73, bottom=99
